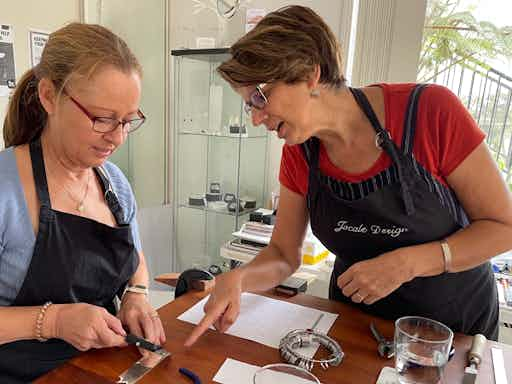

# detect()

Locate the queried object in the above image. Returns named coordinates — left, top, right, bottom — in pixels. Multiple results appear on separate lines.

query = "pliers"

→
left=179, top=367, right=201, bottom=384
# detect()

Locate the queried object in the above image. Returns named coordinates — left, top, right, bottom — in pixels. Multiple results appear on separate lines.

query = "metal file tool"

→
left=116, top=334, right=170, bottom=384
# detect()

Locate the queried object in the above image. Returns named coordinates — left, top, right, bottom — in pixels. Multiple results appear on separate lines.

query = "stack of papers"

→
left=233, top=221, right=273, bottom=245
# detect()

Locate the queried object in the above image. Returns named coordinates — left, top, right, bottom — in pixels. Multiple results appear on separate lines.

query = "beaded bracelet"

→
left=35, top=301, right=52, bottom=342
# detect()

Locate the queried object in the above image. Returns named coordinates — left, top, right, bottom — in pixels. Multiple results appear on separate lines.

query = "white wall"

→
left=0, top=0, right=80, bottom=149
left=350, top=0, right=427, bottom=86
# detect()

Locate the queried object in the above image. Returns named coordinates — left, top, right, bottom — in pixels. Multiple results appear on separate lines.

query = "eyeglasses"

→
left=63, top=89, right=146, bottom=134
left=243, top=83, right=270, bottom=115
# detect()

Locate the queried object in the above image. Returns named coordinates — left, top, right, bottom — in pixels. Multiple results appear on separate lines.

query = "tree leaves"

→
left=418, top=0, right=512, bottom=81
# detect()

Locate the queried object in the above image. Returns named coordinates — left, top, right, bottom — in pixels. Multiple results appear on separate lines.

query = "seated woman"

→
left=185, top=5, right=512, bottom=347
left=0, top=23, right=164, bottom=383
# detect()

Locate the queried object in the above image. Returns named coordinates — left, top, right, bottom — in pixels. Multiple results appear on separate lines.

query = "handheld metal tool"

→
left=125, top=334, right=168, bottom=355
left=116, top=334, right=170, bottom=384
left=370, top=322, right=395, bottom=359
left=462, top=333, right=486, bottom=384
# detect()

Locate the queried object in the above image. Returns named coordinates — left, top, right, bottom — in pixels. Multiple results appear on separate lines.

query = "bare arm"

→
left=118, top=251, right=166, bottom=346
left=238, top=185, right=309, bottom=292
left=184, top=185, right=309, bottom=346
left=0, top=306, right=43, bottom=344
left=128, top=251, right=150, bottom=287
left=338, top=142, right=512, bottom=305
left=409, top=142, right=512, bottom=276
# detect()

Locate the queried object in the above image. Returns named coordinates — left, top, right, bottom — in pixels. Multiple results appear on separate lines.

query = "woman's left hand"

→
left=118, top=293, right=166, bottom=351
left=337, top=249, right=415, bottom=305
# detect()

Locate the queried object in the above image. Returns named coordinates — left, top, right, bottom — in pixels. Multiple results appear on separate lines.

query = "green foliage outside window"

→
left=418, top=0, right=512, bottom=82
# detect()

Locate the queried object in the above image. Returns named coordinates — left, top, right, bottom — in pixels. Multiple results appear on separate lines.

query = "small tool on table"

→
left=116, top=334, right=170, bottom=384
left=370, top=322, right=395, bottom=359
left=125, top=334, right=168, bottom=355
left=462, top=333, right=486, bottom=384
left=179, top=367, right=202, bottom=384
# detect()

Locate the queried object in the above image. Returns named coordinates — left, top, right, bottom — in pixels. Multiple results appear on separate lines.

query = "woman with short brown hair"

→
left=186, top=5, right=510, bottom=346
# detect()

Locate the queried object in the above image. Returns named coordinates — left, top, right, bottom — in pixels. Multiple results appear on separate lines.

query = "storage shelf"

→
left=178, top=203, right=258, bottom=217
left=178, top=130, right=267, bottom=139
left=171, top=48, right=230, bottom=56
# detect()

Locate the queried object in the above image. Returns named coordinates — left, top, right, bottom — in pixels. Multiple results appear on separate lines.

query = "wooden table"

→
left=35, top=291, right=512, bottom=383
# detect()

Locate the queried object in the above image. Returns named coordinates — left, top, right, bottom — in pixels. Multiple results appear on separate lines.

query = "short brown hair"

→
left=218, top=5, right=345, bottom=89
left=3, top=22, right=142, bottom=148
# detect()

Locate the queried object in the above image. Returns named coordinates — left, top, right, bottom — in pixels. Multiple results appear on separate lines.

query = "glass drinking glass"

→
left=394, top=316, right=453, bottom=384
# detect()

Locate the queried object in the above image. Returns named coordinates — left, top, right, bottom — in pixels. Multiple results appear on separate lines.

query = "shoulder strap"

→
left=401, top=84, right=429, bottom=155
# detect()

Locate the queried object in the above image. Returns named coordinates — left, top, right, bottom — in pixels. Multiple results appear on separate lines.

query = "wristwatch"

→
left=124, top=284, right=149, bottom=296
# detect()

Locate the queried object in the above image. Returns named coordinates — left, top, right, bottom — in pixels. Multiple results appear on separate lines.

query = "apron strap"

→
left=401, top=84, right=429, bottom=156
left=301, top=136, right=321, bottom=170
left=94, top=166, right=127, bottom=225
left=29, top=139, right=126, bottom=225
left=349, top=87, right=416, bottom=216
left=29, top=139, right=52, bottom=209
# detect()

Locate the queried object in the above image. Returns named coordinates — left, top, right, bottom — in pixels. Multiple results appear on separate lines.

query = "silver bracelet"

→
left=279, top=329, right=344, bottom=371
left=440, top=239, right=452, bottom=272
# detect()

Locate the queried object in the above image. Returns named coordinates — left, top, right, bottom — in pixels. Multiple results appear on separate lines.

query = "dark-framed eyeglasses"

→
left=63, top=89, right=146, bottom=134
left=243, top=83, right=270, bottom=115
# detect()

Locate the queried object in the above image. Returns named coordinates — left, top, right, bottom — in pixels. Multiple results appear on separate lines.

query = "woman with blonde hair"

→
left=0, top=23, right=164, bottom=383
left=186, top=5, right=511, bottom=346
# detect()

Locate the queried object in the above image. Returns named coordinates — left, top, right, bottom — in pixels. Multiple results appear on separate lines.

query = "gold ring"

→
left=150, top=312, right=159, bottom=319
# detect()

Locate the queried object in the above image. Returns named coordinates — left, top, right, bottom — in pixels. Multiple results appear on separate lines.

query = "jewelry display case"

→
left=172, top=48, right=268, bottom=272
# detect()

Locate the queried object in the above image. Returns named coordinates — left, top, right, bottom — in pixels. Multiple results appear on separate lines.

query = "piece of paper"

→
left=0, top=24, right=16, bottom=97
left=213, top=358, right=319, bottom=384
left=375, top=367, right=398, bottom=384
left=178, top=292, right=338, bottom=357
left=29, top=29, right=49, bottom=68
left=213, top=358, right=259, bottom=384
left=491, top=348, right=508, bottom=384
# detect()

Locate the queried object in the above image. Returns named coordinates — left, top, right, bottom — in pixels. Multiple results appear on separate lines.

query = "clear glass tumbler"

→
left=395, top=316, right=453, bottom=384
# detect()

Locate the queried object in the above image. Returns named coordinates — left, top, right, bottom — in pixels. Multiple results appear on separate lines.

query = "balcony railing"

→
left=428, top=59, right=512, bottom=183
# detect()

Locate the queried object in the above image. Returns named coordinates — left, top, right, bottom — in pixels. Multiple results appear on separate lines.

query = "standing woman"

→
left=0, top=23, right=165, bottom=383
left=186, top=5, right=512, bottom=346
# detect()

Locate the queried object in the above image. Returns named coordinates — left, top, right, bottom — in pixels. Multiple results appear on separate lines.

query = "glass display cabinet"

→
left=172, top=48, right=268, bottom=272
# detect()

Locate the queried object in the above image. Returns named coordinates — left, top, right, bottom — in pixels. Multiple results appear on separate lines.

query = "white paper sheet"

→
left=213, top=358, right=320, bottom=384
left=178, top=292, right=338, bottom=358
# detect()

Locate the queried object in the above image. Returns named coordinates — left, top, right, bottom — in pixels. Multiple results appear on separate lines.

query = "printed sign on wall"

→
left=29, top=30, right=49, bottom=68
left=0, top=24, right=15, bottom=97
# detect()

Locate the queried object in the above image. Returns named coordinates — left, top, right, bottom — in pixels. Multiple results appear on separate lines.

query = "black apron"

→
left=303, top=85, right=498, bottom=340
left=0, top=139, right=139, bottom=383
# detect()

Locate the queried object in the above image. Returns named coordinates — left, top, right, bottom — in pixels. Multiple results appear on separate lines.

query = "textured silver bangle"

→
left=279, top=329, right=344, bottom=371
left=35, top=301, right=52, bottom=342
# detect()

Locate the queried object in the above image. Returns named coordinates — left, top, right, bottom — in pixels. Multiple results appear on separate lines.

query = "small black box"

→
left=262, top=214, right=276, bottom=225
left=275, top=276, right=308, bottom=296
left=249, top=212, right=263, bottom=222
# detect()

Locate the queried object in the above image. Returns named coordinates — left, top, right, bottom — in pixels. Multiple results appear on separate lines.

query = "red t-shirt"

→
left=279, top=83, right=485, bottom=196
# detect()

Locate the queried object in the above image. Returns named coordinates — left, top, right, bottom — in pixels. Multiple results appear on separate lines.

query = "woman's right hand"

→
left=184, top=268, right=244, bottom=347
left=46, top=303, right=127, bottom=351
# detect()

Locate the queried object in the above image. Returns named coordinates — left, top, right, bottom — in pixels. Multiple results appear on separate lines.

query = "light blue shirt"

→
left=0, top=147, right=142, bottom=305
